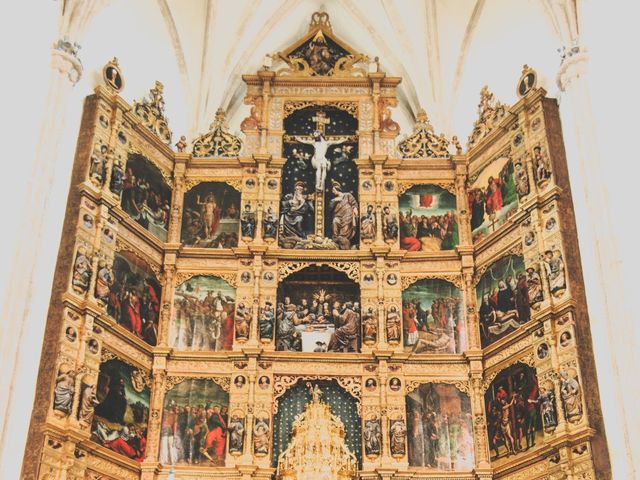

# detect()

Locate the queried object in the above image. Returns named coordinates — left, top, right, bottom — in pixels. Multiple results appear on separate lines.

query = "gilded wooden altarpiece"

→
left=23, top=13, right=609, bottom=480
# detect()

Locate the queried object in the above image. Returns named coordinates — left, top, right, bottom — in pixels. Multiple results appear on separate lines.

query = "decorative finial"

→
left=309, top=11, right=332, bottom=31
left=133, top=80, right=172, bottom=144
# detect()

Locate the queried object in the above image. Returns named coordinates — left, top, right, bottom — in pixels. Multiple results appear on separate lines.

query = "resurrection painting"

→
left=169, top=275, right=236, bottom=351
left=406, top=383, right=474, bottom=469
left=468, top=156, right=528, bottom=242
left=100, top=251, right=161, bottom=345
left=276, top=266, right=360, bottom=353
left=484, top=363, right=543, bottom=460
left=159, top=378, right=230, bottom=466
left=476, top=255, right=540, bottom=347
left=181, top=182, right=241, bottom=248
left=402, top=279, right=466, bottom=354
left=120, top=153, right=172, bottom=241
left=399, top=185, right=458, bottom=252
left=91, top=359, right=150, bottom=462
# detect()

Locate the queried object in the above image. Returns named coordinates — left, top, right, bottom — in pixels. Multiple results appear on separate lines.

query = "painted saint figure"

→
left=280, top=182, right=314, bottom=242
left=389, top=420, right=407, bottom=456
left=295, top=130, right=346, bottom=191
left=53, top=364, right=76, bottom=416
left=383, top=206, right=398, bottom=242
left=228, top=416, right=245, bottom=454
left=253, top=417, right=270, bottom=455
left=560, top=370, right=583, bottom=422
left=240, top=203, right=256, bottom=238
left=259, top=302, right=275, bottom=340
left=262, top=206, right=278, bottom=240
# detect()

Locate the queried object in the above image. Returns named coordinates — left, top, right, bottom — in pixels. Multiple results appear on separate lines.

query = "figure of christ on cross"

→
left=294, top=111, right=350, bottom=192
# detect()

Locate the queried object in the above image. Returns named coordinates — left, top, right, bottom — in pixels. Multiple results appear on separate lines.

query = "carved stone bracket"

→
left=278, top=261, right=360, bottom=282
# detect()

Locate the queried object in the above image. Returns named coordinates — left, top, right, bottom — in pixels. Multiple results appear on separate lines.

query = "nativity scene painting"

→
left=402, top=279, right=466, bottom=354
left=90, top=359, right=150, bottom=462
left=279, top=105, right=359, bottom=250
left=159, top=378, right=230, bottom=466
left=119, top=154, right=172, bottom=241
left=484, top=363, right=544, bottom=461
left=468, top=156, right=528, bottom=242
left=476, top=255, right=541, bottom=347
left=406, top=383, right=475, bottom=470
left=276, top=266, right=361, bottom=353
left=399, top=185, right=459, bottom=252
left=181, top=182, right=241, bottom=248
left=169, top=275, right=236, bottom=352
left=100, top=251, right=161, bottom=346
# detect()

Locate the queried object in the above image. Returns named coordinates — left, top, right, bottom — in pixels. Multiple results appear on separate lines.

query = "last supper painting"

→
left=13, top=6, right=619, bottom=480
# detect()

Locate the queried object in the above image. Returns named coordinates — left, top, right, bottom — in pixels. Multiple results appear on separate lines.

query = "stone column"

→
left=0, top=39, right=83, bottom=477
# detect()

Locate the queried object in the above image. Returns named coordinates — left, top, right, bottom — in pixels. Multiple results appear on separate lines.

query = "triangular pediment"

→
left=275, top=11, right=369, bottom=77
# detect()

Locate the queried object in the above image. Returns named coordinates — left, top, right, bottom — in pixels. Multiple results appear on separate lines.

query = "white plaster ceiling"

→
left=71, top=0, right=577, bottom=147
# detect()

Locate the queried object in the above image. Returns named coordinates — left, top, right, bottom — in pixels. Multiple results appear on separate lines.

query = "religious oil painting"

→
left=120, top=153, right=172, bottom=241
left=484, top=363, right=543, bottom=461
left=159, top=378, right=230, bottom=466
left=406, top=383, right=474, bottom=469
left=280, top=104, right=359, bottom=249
left=476, top=255, right=539, bottom=347
left=100, top=251, right=161, bottom=346
left=272, top=380, right=361, bottom=468
left=468, top=156, right=528, bottom=242
left=276, top=266, right=360, bottom=353
left=181, top=181, right=241, bottom=248
left=399, top=185, right=459, bottom=252
left=169, top=275, right=235, bottom=352
left=91, top=359, right=150, bottom=462
left=402, top=279, right=466, bottom=354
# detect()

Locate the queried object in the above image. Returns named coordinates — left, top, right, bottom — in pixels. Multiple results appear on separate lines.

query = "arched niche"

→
left=280, top=104, right=359, bottom=250
left=159, top=378, right=230, bottom=466
left=476, top=254, right=537, bottom=348
left=401, top=278, right=466, bottom=354
left=101, top=250, right=161, bottom=346
left=120, top=153, right=172, bottom=241
left=169, top=275, right=236, bottom=352
left=181, top=181, right=241, bottom=248
left=467, top=155, right=529, bottom=243
left=405, top=382, right=474, bottom=469
left=272, top=379, right=361, bottom=468
left=399, top=185, right=459, bottom=252
left=90, top=358, right=150, bottom=462
left=276, top=265, right=361, bottom=353
left=484, top=362, right=543, bottom=461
